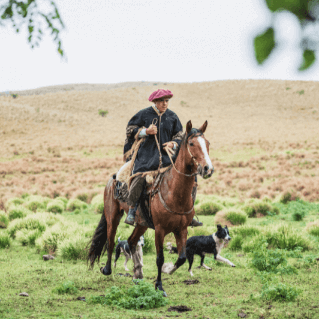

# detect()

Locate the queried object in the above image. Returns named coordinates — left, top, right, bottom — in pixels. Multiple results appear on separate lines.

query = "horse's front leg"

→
left=128, top=224, right=147, bottom=279
left=168, top=228, right=188, bottom=275
left=154, top=227, right=167, bottom=297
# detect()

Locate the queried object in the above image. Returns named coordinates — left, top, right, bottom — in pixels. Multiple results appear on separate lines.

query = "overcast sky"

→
left=1, top=0, right=319, bottom=92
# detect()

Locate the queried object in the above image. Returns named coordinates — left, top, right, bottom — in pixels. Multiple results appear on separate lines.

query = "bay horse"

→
left=87, top=120, right=214, bottom=296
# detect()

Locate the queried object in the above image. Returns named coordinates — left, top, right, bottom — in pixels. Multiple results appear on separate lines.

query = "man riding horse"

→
left=123, top=88, right=202, bottom=227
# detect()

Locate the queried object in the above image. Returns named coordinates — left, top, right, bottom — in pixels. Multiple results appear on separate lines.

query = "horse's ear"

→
left=199, top=120, right=208, bottom=133
left=186, top=120, right=192, bottom=134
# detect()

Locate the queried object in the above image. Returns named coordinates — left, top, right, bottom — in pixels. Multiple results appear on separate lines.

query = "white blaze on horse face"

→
left=197, top=136, right=213, bottom=170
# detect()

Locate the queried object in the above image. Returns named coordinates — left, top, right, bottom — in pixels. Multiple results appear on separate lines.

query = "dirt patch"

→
left=116, top=273, right=132, bottom=277
left=167, top=305, right=192, bottom=313
left=183, top=279, right=199, bottom=285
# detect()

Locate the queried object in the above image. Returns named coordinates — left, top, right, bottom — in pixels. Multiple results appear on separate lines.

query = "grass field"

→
left=1, top=193, right=319, bottom=319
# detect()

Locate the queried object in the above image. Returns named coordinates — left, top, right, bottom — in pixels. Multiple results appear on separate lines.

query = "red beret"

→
left=148, top=89, right=173, bottom=102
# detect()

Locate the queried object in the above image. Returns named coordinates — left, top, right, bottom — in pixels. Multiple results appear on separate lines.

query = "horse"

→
left=87, top=120, right=214, bottom=296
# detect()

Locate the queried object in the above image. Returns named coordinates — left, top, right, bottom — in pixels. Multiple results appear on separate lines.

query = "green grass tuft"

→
left=0, top=211, right=9, bottom=228
left=52, top=281, right=78, bottom=295
left=225, top=210, right=247, bottom=225
left=197, top=201, right=223, bottom=215
left=0, top=231, right=11, bottom=248
left=88, top=280, right=168, bottom=309
left=47, top=200, right=64, bottom=214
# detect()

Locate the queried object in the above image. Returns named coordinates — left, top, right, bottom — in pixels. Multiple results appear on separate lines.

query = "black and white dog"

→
left=169, top=225, right=235, bottom=276
left=113, top=235, right=145, bottom=271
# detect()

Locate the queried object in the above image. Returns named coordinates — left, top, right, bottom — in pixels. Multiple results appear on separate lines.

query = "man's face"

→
left=155, top=98, right=170, bottom=113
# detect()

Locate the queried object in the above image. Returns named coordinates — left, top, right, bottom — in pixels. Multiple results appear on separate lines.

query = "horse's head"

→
left=185, top=120, right=214, bottom=179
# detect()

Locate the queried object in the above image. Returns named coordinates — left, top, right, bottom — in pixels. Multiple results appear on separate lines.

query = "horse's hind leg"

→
left=128, top=224, right=147, bottom=279
left=168, top=228, right=188, bottom=275
left=100, top=185, right=124, bottom=276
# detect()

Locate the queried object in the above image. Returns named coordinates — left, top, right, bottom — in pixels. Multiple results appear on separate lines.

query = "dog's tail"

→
left=118, top=236, right=121, bottom=243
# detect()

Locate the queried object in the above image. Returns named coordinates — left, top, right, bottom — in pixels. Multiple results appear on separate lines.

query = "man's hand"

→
left=163, top=142, right=175, bottom=156
left=146, top=124, right=157, bottom=135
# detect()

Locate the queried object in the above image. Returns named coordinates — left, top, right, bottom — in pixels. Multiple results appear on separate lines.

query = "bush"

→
left=8, top=205, right=32, bottom=220
left=35, top=223, right=70, bottom=253
left=57, top=235, right=88, bottom=260
left=265, top=224, right=311, bottom=251
left=243, top=201, right=279, bottom=218
left=250, top=242, right=297, bottom=274
left=16, top=229, right=42, bottom=246
left=242, top=235, right=266, bottom=253
left=52, top=281, right=78, bottom=295
left=192, top=227, right=212, bottom=237
left=225, top=210, right=247, bottom=225
left=231, top=225, right=261, bottom=239
left=88, top=280, right=167, bottom=309
left=98, top=109, right=108, bottom=117
left=292, top=210, right=305, bottom=221
left=5, top=197, right=24, bottom=209
left=306, top=220, right=319, bottom=236
left=7, top=215, right=46, bottom=238
left=76, top=193, right=89, bottom=203
left=0, top=232, right=11, bottom=248
left=0, top=211, right=9, bottom=228
left=197, top=201, right=223, bottom=215
left=41, top=212, right=64, bottom=227
left=47, top=200, right=64, bottom=214
left=66, top=199, right=88, bottom=211
left=228, top=235, right=244, bottom=251
left=55, top=197, right=68, bottom=208
left=24, top=197, right=46, bottom=212
left=261, top=282, right=300, bottom=302
left=91, top=194, right=104, bottom=214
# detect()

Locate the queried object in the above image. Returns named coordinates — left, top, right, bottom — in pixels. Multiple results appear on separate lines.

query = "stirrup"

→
left=125, top=208, right=136, bottom=226
left=189, top=218, right=203, bottom=227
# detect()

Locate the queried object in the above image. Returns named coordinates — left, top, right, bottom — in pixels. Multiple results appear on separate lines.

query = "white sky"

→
left=1, top=0, right=319, bottom=92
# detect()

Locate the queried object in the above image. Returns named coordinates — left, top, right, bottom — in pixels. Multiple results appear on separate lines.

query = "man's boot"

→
left=190, top=218, right=203, bottom=227
left=125, top=206, right=136, bottom=226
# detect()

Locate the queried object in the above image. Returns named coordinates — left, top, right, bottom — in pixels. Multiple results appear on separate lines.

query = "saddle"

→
left=113, top=161, right=172, bottom=230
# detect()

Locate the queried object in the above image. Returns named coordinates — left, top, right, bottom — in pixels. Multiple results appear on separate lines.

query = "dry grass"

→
left=1, top=80, right=319, bottom=202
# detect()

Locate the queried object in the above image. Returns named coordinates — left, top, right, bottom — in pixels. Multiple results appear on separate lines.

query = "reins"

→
left=152, top=130, right=201, bottom=215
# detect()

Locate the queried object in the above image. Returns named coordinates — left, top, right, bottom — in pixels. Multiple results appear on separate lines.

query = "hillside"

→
left=1, top=80, right=319, bottom=202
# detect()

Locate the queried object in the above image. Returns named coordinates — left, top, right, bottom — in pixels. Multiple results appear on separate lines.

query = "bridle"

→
left=167, top=132, right=204, bottom=178
left=154, top=131, right=206, bottom=215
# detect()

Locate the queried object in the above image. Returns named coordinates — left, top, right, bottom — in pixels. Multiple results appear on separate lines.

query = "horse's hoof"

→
left=162, top=290, right=168, bottom=297
left=100, top=266, right=112, bottom=276
left=232, top=265, right=236, bottom=267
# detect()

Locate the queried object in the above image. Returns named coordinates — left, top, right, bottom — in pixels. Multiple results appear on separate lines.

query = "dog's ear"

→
left=217, top=224, right=222, bottom=230
left=225, top=225, right=228, bottom=229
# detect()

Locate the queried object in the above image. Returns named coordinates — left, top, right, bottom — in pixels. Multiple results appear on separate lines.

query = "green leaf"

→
left=254, top=27, right=275, bottom=64
left=299, top=49, right=315, bottom=71
left=266, top=0, right=309, bottom=20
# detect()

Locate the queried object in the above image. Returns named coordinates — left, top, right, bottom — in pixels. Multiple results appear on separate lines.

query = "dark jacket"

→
left=123, top=106, right=183, bottom=174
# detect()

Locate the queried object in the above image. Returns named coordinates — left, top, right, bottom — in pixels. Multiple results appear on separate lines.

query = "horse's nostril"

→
left=204, top=165, right=209, bottom=173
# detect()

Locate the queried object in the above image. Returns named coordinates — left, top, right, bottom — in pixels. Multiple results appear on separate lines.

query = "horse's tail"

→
left=87, top=212, right=108, bottom=269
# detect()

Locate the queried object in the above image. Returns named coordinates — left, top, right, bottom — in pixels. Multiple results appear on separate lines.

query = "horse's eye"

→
left=189, top=142, right=194, bottom=146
